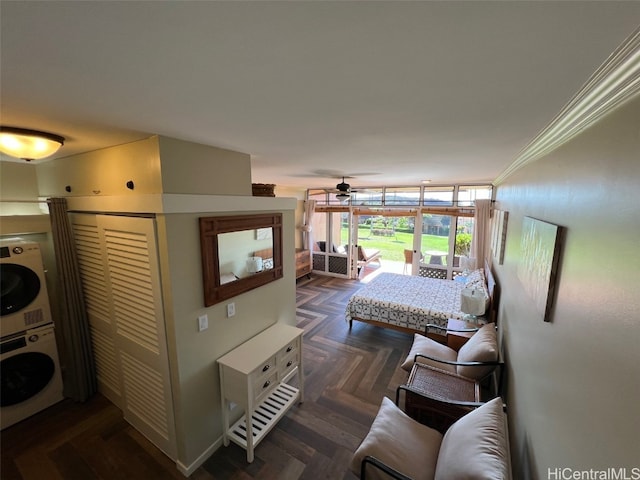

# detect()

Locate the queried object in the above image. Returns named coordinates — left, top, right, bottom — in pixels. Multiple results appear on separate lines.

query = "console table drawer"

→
left=254, top=371, right=278, bottom=402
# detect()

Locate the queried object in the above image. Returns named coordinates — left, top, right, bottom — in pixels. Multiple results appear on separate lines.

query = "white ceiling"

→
left=1, top=1, right=639, bottom=190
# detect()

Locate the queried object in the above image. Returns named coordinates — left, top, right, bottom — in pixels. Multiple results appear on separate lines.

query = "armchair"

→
left=350, top=395, right=511, bottom=480
left=402, top=322, right=504, bottom=394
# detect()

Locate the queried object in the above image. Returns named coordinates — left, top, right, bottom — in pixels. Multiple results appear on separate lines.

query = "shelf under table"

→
left=227, top=382, right=299, bottom=450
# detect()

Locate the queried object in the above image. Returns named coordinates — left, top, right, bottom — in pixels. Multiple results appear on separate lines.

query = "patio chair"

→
left=403, top=249, right=423, bottom=274
left=401, top=322, right=504, bottom=392
left=350, top=395, right=512, bottom=480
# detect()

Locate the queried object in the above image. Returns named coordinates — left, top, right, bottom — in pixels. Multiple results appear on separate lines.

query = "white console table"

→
left=217, top=323, right=304, bottom=462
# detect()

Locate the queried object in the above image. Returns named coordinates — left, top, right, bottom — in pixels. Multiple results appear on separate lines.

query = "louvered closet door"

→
left=71, top=214, right=177, bottom=460
left=71, top=213, right=122, bottom=407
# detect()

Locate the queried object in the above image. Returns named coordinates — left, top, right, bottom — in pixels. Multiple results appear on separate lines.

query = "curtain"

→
left=471, top=199, right=491, bottom=269
left=302, top=199, right=317, bottom=253
left=47, top=197, right=97, bottom=402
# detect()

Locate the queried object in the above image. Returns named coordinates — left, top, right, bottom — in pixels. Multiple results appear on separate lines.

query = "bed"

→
left=345, top=262, right=495, bottom=334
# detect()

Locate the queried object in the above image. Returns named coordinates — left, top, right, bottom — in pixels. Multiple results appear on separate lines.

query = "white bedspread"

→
left=345, top=272, right=467, bottom=331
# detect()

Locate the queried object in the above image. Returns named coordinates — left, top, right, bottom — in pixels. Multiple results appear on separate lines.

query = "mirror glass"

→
left=200, top=214, right=283, bottom=306
left=218, top=228, right=274, bottom=284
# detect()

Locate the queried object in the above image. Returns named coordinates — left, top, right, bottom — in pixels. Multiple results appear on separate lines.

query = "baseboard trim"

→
left=176, top=436, right=223, bottom=477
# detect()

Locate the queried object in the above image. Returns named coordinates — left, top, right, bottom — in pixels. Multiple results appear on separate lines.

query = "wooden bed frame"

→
left=253, top=248, right=274, bottom=259
left=348, top=259, right=498, bottom=336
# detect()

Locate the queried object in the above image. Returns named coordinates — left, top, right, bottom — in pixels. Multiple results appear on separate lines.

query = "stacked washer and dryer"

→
left=1, top=239, right=64, bottom=430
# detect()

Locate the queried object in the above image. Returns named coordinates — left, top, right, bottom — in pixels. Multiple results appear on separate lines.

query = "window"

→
left=423, top=186, right=454, bottom=206
left=384, top=187, right=421, bottom=206
left=457, top=185, right=492, bottom=207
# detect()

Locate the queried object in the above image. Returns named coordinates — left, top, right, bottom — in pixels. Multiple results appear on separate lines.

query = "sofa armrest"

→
left=414, top=353, right=502, bottom=369
left=412, top=354, right=505, bottom=393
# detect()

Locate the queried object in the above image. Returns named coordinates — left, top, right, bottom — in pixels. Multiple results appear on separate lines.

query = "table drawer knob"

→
left=286, top=360, right=293, bottom=367
left=263, top=380, right=271, bottom=389
left=262, top=364, right=270, bottom=372
left=286, top=346, right=293, bottom=353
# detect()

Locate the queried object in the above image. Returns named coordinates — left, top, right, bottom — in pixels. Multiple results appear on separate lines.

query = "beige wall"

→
left=0, top=161, right=46, bottom=216
left=158, top=136, right=252, bottom=195
left=494, top=96, right=640, bottom=478
left=274, top=185, right=307, bottom=249
left=158, top=209, right=296, bottom=467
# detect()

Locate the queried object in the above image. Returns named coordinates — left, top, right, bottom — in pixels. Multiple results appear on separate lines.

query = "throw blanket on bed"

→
left=345, top=272, right=470, bottom=331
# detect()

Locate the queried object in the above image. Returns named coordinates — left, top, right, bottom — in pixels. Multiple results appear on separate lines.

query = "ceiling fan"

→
left=295, top=169, right=379, bottom=201
left=323, top=177, right=359, bottom=201
left=335, top=177, right=351, bottom=196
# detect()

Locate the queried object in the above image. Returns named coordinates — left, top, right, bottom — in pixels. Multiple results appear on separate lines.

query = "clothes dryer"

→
left=1, top=324, right=64, bottom=429
left=0, top=240, right=53, bottom=337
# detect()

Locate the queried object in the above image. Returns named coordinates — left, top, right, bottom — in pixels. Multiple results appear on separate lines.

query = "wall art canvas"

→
left=491, top=210, right=509, bottom=265
left=256, top=227, right=272, bottom=240
left=517, top=216, right=563, bottom=322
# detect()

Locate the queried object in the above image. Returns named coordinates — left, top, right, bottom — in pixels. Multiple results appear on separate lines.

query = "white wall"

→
left=494, top=96, right=640, bottom=478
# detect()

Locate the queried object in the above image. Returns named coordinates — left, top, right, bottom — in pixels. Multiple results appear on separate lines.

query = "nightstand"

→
left=295, top=248, right=311, bottom=279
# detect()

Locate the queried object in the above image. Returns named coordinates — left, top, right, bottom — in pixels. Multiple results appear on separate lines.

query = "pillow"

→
left=456, top=323, right=498, bottom=380
left=434, top=397, right=510, bottom=479
left=465, top=268, right=486, bottom=288
left=401, top=334, right=457, bottom=373
left=350, top=397, right=443, bottom=480
left=263, top=257, right=274, bottom=270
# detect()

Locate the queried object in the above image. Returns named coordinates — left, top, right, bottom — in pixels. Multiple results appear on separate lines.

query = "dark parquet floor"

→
left=1, top=274, right=415, bottom=480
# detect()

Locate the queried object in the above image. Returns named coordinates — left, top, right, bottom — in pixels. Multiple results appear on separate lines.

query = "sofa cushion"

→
left=435, top=397, right=510, bottom=479
left=401, top=334, right=457, bottom=373
left=456, top=323, right=498, bottom=380
left=351, top=397, right=443, bottom=480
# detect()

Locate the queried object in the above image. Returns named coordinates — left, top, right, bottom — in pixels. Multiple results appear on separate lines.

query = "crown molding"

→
left=494, top=27, right=640, bottom=185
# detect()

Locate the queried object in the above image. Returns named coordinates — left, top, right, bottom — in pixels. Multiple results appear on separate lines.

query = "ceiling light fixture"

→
left=0, top=126, right=65, bottom=161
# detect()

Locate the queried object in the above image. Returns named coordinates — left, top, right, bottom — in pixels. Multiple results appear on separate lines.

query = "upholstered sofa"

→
left=351, top=396, right=512, bottom=479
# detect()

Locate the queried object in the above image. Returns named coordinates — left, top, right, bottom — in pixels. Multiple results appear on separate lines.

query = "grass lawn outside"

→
left=341, top=227, right=450, bottom=263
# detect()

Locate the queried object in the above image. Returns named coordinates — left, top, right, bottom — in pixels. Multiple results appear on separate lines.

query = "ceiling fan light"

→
left=0, top=126, right=65, bottom=161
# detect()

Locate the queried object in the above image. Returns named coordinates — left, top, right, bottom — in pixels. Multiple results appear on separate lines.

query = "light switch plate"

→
left=227, top=302, right=236, bottom=318
left=198, top=314, right=208, bottom=332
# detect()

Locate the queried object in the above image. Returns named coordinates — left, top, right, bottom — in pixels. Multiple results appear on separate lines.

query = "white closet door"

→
left=71, top=213, right=122, bottom=407
left=71, top=213, right=177, bottom=460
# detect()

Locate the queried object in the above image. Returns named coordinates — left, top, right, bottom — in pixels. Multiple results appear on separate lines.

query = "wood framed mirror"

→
left=199, top=213, right=283, bottom=307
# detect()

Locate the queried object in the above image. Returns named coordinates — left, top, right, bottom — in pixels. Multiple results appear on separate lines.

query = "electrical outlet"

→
left=227, top=302, right=236, bottom=318
left=197, top=314, right=208, bottom=332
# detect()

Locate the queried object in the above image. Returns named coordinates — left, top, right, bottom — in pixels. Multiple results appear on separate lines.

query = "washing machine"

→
left=1, top=323, right=64, bottom=429
left=0, top=240, right=53, bottom=337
